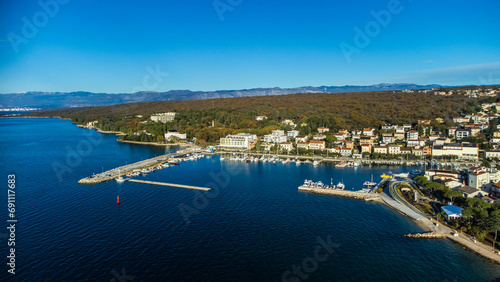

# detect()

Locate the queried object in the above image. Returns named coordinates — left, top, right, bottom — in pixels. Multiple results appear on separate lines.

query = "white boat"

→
left=220, top=157, right=225, bottom=161
left=313, top=160, right=319, bottom=166
left=162, top=163, right=170, bottom=168
left=141, top=168, right=151, bottom=174
left=116, top=175, right=126, bottom=183
left=168, top=159, right=180, bottom=165
left=116, top=169, right=126, bottom=182
left=296, top=160, right=301, bottom=165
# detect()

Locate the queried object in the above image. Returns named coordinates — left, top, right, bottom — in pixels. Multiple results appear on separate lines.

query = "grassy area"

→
left=375, top=183, right=387, bottom=193
left=414, top=203, right=433, bottom=215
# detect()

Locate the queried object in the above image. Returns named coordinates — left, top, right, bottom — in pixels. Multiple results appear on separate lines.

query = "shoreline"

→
left=13, top=117, right=500, bottom=265
left=302, top=187, right=500, bottom=265
left=117, top=139, right=191, bottom=147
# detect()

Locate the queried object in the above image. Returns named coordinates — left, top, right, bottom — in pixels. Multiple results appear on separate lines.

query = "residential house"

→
left=373, top=145, right=387, bottom=154
left=363, top=128, right=375, bottom=136
left=382, top=133, right=395, bottom=144
left=360, top=136, right=376, bottom=146
left=344, top=140, right=354, bottom=150
left=455, top=129, right=470, bottom=140
left=400, top=148, right=411, bottom=154
left=317, top=127, right=330, bottom=134
left=447, top=127, right=457, bottom=137
left=468, top=170, right=489, bottom=189
left=406, top=130, right=419, bottom=141
left=280, top=142, right=294, bottom=152
left=425, top=169, right=462, bottom=182
left=296, top=142, right=309, bottom=150
left=333, top=132, right=346, bottom=141
left=407, top=139, right=422, bottom=148
left=309, top=140, right=326, bottom=151
left=263, top=130, right=287, bottom=144
left=361, top=144, right=371, bottom=154
left=313, top=134, right=327, bottom=140
left=394, top=132, right=405, bottom=140
left=295, top=135, right=308, bottom=143
left=484, top=150, right=500, bottom=159
left=340, top=147, right=352, bottom=156
left=458, top=186, right=483, bottom=198
left=387, top=144, right=401, bottom=155
left=287, top=130, right=300, bottom=139
left=412, top=148, right=423, bottom=156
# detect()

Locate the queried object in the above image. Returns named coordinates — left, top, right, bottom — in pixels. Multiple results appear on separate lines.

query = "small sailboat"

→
left=363, top=174, right=377, bottom=188
left=116, top=169, right=126, bottom=183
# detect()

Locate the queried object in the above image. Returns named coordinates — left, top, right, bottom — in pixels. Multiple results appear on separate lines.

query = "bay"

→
left=1, top=118, right=499, bottom=281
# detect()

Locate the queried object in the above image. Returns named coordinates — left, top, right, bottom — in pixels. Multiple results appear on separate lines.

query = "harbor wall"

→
left=298, top=187, right=380, bottom=201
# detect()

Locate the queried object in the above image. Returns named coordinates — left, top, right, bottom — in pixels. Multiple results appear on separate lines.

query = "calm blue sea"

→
left=1, top=118, right=499, bottom=281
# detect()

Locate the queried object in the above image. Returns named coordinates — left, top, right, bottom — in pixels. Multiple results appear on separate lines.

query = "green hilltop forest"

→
left=27, top=87, right=500, bottom=144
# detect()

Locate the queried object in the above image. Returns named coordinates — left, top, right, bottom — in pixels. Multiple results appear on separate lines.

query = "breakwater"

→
left=405, top=232, right=445, bottom=239
left=78, top=147, right=202, bottom=184
left=298, top=187, right=380, bottom=201
left=127, top=179, right=211, bottom=191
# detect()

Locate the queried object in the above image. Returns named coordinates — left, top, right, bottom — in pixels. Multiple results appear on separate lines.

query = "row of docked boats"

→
left=116, top=153, right=206, bottom=182
left=299, top=179, right=346, bottom=190
left=221, top=154, right=321, bottom=166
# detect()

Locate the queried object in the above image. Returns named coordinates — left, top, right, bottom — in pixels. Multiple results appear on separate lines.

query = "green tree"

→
left=444, top=190, right=463, bottom=204
left=486, top=209, right=500, bottom=251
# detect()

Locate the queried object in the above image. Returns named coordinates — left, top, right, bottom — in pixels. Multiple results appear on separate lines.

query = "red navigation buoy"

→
left=117, top=195, right=120, bottom=204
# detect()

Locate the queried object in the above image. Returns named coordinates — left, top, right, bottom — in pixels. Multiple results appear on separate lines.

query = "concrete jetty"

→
left=298, top=187, right=380, bottom=201
left=78, top=147, right=202, bottom=184
left=127, top=179, right=211, bottom=191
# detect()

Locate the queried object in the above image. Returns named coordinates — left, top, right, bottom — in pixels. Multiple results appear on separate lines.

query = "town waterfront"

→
left=1, top=118, right=500, bottom=281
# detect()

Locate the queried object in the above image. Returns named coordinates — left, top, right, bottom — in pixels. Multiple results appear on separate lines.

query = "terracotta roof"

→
left=426, top=169, right=460, bottom=175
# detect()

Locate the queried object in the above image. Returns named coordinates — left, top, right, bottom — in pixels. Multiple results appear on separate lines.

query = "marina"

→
left=78, top=148, right=205, bottom=184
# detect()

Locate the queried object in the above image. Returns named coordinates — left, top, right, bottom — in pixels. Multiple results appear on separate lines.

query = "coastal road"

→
left=378, top=181, right=426, bottom=221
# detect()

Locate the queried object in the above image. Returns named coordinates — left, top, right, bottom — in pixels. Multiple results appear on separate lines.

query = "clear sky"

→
left=1, top=0, right=499, bottom=93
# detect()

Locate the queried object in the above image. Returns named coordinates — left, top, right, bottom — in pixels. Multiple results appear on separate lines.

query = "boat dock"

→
left=127, top=179, right=211, bottom=191
left=78, top=147, right=202, bottom=184
left=298, top=186, right=380, bottom=201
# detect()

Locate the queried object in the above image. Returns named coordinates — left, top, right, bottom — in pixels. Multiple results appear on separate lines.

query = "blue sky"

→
left=1, top=0, right=499, bottom=93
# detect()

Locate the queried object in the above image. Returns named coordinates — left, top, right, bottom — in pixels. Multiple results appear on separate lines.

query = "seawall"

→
left=298, top=187, right=380, bottom=201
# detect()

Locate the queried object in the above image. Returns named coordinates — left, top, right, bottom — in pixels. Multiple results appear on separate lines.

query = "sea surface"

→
left=1, top=118, right=499, bottom=281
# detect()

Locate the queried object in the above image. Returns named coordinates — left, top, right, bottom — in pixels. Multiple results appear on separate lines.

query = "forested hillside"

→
left=26, top=88, right=498, bottom=144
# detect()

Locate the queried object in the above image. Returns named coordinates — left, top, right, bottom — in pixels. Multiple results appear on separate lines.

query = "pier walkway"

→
left=298, top=187, right=380, bottom=201
left=127, top=179, right=211, bottom=191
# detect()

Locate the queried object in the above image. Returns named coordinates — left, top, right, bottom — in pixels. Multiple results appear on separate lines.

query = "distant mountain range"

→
left=0, top=83, right=443, bottom=109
